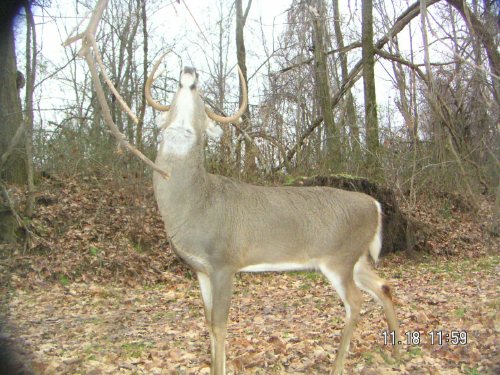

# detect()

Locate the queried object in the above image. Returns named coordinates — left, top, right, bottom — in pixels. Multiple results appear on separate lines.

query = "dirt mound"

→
left=1, top=175, right=495, bottom=289
left=290, top=174, right=494, bottom=257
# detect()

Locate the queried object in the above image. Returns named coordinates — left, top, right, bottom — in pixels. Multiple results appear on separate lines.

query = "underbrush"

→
left=0, top=174, right=497, bottom=290
left=1, top=174, right=185, bottom=289
left=0, top=175, right=498, bottom=374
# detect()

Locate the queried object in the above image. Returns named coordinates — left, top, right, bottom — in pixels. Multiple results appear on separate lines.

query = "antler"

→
left=145, top=51, right=171, bottom=111
left=62, top=0, right=169, bottom=179
left=146, top=53, right=248, bottom=124
left=205, top=66, right=248, bottom=124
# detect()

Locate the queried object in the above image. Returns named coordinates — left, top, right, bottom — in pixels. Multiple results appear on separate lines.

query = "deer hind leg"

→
left=353, top=256, right=401, bottom=357
left=320, top=262, right=362, bottom=375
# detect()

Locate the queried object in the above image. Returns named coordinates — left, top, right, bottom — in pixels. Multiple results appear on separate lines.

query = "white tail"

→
left=369, top=200, right=383, bottom=262
left=149, top=64, right=401, bottom=375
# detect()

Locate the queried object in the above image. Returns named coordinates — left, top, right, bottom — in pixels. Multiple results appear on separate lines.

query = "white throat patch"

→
left=160, top=87, right=196, bottom=157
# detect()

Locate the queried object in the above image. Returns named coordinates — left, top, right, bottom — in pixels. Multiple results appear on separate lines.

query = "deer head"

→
left=145, top=59, right=247, bottom=160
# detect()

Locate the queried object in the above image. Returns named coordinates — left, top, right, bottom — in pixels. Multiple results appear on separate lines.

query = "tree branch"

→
left=62, top=0, right=168, bottom=179
left=280, top=0, right=441, bottom=167
left=375, top=48, right=428, bottom=83
left=278, top=42, right=362, bottom=74
left=243, top=0, right=253, bottom=26
left=0, top=123, right=25, bottom=170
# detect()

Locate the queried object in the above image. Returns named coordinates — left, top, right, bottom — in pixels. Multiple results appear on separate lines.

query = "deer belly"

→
left=240, top=260, right=318, bottom=273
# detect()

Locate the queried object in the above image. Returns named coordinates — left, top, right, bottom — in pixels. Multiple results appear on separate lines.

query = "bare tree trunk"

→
left=332, top=0, right=360, bottom=160
left=0, top=8, right=26, bottom=244
left=136, top=0, right=148, bottom=153
left=24, top=3, right=37, bottom=218
left=309, top=0, right=340, bottom=169
left=408, top=23, right=420, bottom=206
left=0, top=16, right=26, bottom=184
left=420, top=0, right=433, bottom=83
left=362, top=0, right=381, bottom=176
left=110, top=13, right=128, bottom=132
left=235, top=0, right=256, bottom=176
left=122, top=2, right=140, bottom=145
left=214, top=2, right=232, bottom=171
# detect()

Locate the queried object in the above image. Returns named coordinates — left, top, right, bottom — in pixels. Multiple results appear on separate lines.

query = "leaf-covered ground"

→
left=0, top=176, right=498, bottom=374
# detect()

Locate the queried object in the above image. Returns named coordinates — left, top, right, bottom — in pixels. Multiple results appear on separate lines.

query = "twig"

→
left=278, top=0, right=441, bottom=168
left=62, top=0, right=168, bottom=179
left=0, top=122, right=25, bottom=170
left=181, top=0, right=210, bottom=45
left=90, top=37, right=138, bottom=124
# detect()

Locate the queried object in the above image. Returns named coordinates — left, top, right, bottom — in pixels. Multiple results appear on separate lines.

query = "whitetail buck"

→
left=147, top=64, right=401, bottom=375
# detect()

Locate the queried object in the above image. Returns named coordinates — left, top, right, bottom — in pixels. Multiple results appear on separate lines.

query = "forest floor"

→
left=0, top=175, right=498, bottom=374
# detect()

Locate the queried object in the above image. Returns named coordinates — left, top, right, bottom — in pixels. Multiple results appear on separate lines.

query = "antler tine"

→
left=62, top=0, right=169, bottom=179
left=90, top=37, right=139, bottom=124
left=206, top=66, right=248, bottom=124
left=145, top=51, right=171, bottom=111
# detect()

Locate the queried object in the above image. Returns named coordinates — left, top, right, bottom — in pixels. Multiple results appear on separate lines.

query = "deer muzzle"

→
left=180, top=67, right=198, bottom=90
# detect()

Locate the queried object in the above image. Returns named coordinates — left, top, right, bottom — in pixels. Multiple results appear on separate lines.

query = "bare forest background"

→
left=1, top=0, right=498, bottom=205
left=0, top=0, right=499, bottom=373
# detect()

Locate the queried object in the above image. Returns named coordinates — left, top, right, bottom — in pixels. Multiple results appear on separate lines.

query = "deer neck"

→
left=156, top=148, right=206, bottom=189
left=155, top=82, right=207, bottom=185
left=153, top=128, right=209, bottom=226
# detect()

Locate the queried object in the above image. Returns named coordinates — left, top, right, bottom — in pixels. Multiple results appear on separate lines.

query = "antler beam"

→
left=62, top=0, right=169, bottom=178
left=145, top=53, right=248, bottom=125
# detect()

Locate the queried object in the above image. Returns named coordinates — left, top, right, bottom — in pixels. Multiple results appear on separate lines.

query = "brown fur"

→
left=152, top=69, right=401, bottom=375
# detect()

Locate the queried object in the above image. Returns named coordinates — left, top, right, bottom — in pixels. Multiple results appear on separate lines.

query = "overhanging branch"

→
left=62, top=0, right=169, bottom=178
left=280, top=0, right=441, bottom=167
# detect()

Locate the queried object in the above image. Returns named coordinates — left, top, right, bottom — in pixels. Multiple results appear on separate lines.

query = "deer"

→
left=60, top=0, right=400, bottom=371
left=145, top=62, right=401, bottom=375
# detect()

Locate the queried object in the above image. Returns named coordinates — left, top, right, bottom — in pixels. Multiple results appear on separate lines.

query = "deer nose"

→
left=180, top=67, right=198, bottom=89
left=183, top=66, right=196, bottom=75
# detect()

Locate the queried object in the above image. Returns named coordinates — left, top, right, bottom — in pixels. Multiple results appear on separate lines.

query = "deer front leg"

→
left=198, top=270, right=234, bottom=375
left=197, top=273, right=216, bottom=365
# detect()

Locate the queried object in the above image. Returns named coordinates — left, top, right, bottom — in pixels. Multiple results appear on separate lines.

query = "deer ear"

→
left=205, top=119, right=223, bottom=140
